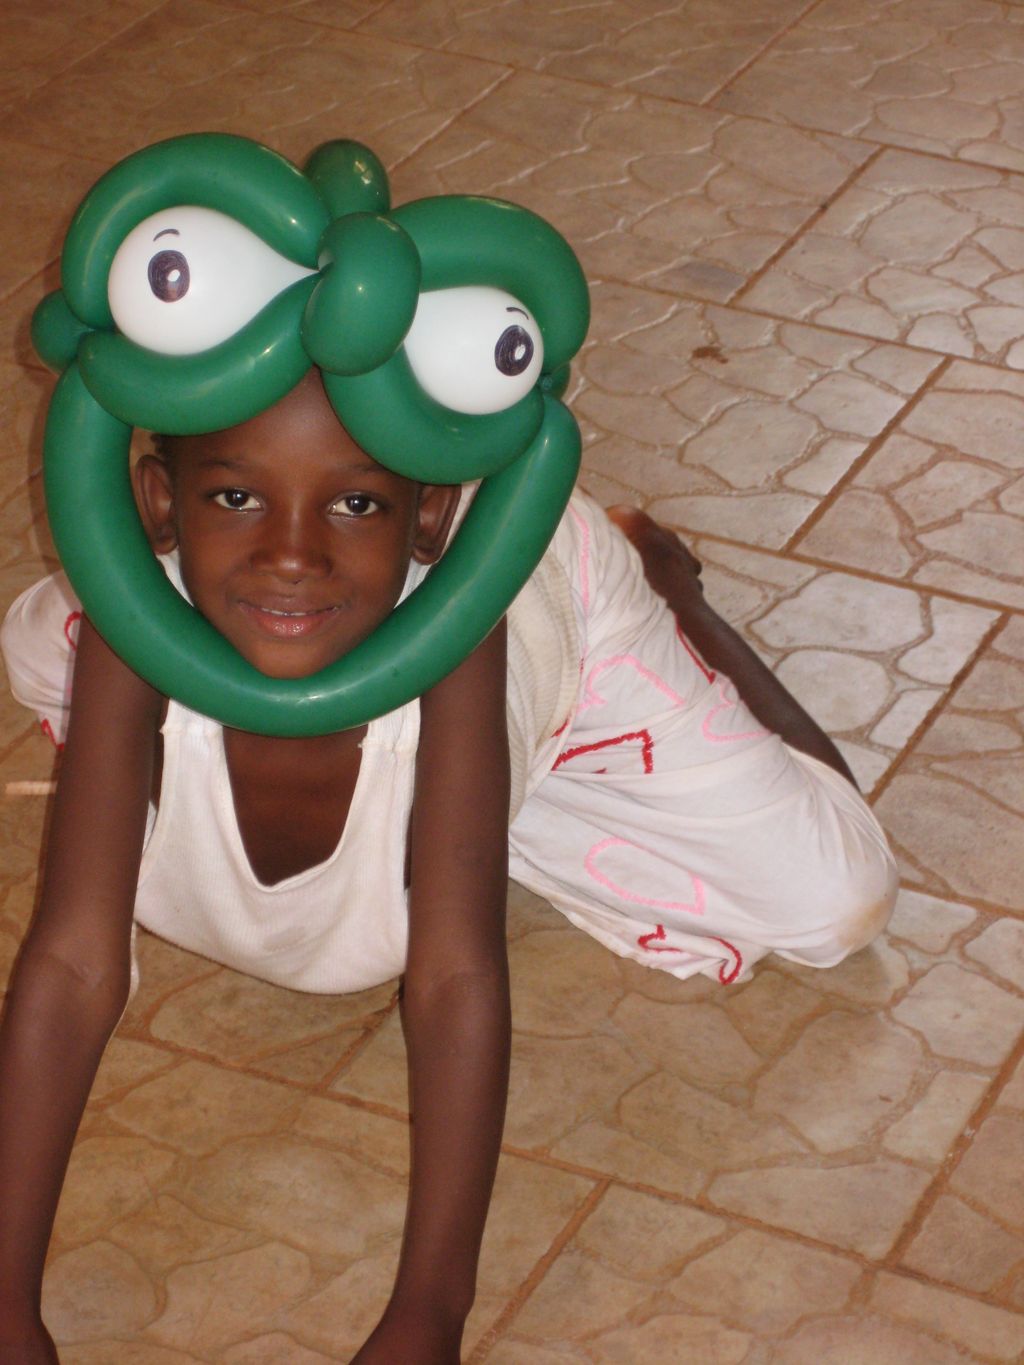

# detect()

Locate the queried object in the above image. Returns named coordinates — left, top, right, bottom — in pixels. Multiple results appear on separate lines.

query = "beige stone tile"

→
left=707, top=1160, right=932, bottom=1258
left=798, top=361, right=1024, bottom=608
left=716, top=0, right=1024, bottom=174
left=0, top=724, right=60, bottom=795
left=769, top=1314, right=983, bottom=1365
left=965, top=916, right=1024, bottom=988
left=361, top=0, right=817, bottom=105
left=105, top=1058, right=304, bottom=1155
left=0, top=0, right=165, bottom=110
left=146, top=1242, right=315, bottom=1356
left=900, top=1193, right=1024, bottom=1295
left=744, top=149, right=1024, bottom=367
left=333, top=884, right=1012, bottom=1228
left=892, top=962, right=1024, bottom=1064
left=221, top=1337, right=338, bottom=1365
left=50, top=1136, right=177, bottom=1249
left=0, top=361, right=52, bottom=504
left=247, top=1025, right=374, bottom=1085
left=882, top=1070, right=990, bottom=1163
left=502, top=1186, right=869, bottom=1360
left=118, top=929, right=222, bottom=1033
left=874, top=621, right=1024, bottom=908
left=569, top=284, right=941, bottom=548
left=869, top=1270, right=1024, bottom=1362
left=147, top=965, right=394, bottom=1063
left=752, top=1012, right=926, bottom=1152
left=395, top=72, right=872, bottom=303
left=5, top=0, right=509, bottom=168
left=669, top=1227, right=863, bottom=1331
left=109, top=1194, right=261, bottom=1277
left=0, top=141, right=103, bottom=299
left=680, top=538, right=996, bottom=795
left=44, top=1240, right=158, bottom=1345
left=63, top=1344, right=204, bottom=1364
left=0, top=267, right=60, bottom=371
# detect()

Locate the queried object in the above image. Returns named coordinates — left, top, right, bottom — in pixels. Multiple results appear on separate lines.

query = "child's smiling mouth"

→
left=237, top=600, right=343, bottom=639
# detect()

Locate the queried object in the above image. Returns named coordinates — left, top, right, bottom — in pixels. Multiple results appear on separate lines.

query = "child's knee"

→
left=797, top=845, right=899, bottom=967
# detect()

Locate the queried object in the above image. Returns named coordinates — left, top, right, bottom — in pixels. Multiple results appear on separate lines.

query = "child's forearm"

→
left=0, top=942, right=130, bottom=1318
left=396, top=964, right=510, bottom=1320
left=609, top=509, right=856, bottom=787
left=677, top=598, right=856, bottom=786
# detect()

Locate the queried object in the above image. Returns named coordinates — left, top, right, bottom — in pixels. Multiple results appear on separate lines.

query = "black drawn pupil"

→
left=148, top=249, right=190, bottom=302
left=494, top=325, right=533, bottom=376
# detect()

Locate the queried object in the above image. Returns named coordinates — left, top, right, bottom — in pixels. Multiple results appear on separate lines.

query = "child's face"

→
left=134, top=371, right=459, bottom=680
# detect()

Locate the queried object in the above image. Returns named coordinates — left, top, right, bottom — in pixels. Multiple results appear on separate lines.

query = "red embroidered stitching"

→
left=712, top=937, right=743, bottom=984
left=40, top=719, right=64, bottom=752
left=637, top=924, right=683, bottom=954
left=676, top=623, right=715, bottom=683
left=554, top=728, right=654, bottom=774
left=64, top=611, right=82, bottom=651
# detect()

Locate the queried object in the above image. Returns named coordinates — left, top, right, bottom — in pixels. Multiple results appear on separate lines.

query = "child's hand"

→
left=605, top=505, right=705, bottom=610
left=350, top=1303, right=463, bottom=1364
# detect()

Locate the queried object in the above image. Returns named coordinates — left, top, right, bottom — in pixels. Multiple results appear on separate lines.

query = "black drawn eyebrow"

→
left=153, top=228, right=181, bottom=241
left=506, top=306, right=528, bottom=318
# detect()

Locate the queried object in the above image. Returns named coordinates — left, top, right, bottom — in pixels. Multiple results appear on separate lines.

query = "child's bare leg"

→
left=607, top=506, right=857, bottom=788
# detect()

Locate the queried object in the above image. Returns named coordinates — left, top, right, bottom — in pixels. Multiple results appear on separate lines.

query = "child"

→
left=0, top=367, right=897, bottom=1363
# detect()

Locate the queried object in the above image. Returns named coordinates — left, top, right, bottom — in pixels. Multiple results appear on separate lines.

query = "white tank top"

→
left=1, top=497, right=585, bottom=994
left=135, top=694, right=420, bottom=993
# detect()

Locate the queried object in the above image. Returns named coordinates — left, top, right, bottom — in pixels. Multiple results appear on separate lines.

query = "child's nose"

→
left=251, top=509, right=332, bottom=581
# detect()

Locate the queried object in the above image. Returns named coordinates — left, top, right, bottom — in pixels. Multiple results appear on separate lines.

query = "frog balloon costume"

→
left=32, top=134, right=589, bottom=737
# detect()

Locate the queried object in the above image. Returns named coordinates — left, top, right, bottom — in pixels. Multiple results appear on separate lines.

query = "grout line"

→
left=704, top=0, right=830, bottom=106
left=493, top=1143, right=1024, bottom=1312
left=388, top=66, right=517, bottom=179
left=782, top=354, right=953, bottom=554
left=869, top=611, right=1009, bottom=806
left=893, top=876, right=1024, bottom=922
left=585, top=270, right=962, bottom=370
left=467, top=1178, right=611, bottom=1363
left=315, top=993, right=401, bottom=1092
left=733, top=145, right=885, bottom=305
left=885, top=1027, right=1024, bottom=1269
left=657, top=520, right=1020, bottom=620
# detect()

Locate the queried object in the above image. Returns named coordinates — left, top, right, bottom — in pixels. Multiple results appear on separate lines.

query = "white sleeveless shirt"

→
left=2, top=500, right=584, bottom=994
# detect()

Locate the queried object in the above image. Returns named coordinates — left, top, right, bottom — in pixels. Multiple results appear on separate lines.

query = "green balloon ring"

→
left=36, top=134, right=589, bottom=736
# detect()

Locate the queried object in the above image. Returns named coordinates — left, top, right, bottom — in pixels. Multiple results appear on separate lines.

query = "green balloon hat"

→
left=33, top=133, right=590, bottom=736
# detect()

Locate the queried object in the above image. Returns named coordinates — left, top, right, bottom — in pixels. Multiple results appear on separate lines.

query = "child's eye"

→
left=332, top=494, right=378, bottom=517
left=213, top=489, right=259, bottom=511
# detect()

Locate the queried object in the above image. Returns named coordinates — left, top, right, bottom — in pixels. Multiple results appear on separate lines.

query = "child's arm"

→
left=352, top=621, right=511, bottom=1365
left=608, top=507, right=857, bottom=787
left=0, top=619, right=160, bottom=1361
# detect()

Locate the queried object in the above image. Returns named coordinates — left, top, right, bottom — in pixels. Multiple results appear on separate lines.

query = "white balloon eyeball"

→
left=107, top=205, right=314, bottom=356
left=403, top=286, right=544, bottom=415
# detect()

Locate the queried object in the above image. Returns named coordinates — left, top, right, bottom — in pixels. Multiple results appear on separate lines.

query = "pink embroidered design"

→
left=585, top=836, right=706, bottom=916
left=580, top=653, right=689, bottom=715
left=701, top=678, right=770, bottom=745
left=554, top=729, right=654, bottom=775
left=676, top=623, right=715, bottom=683
left=569, top=505, right=591, bottom=616
left=64, top=611, right=82, bottom=651
left=638, top=924, right=684, bottom=954
left=40, top=719, right=64, bottom=752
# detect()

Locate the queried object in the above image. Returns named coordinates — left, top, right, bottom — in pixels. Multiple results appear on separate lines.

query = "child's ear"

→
left=133, top=454, right=179, bottom=554
left=411, top=484, right=462, bottom=565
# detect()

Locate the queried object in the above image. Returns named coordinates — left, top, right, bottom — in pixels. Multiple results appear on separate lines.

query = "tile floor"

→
left=1, top=0, right=1023, bottom=1360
